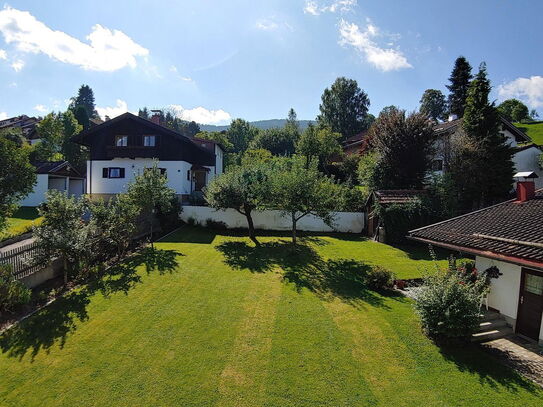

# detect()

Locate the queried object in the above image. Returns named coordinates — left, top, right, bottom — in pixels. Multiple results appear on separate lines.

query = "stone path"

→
left=481, top=335, right=543, bottom=387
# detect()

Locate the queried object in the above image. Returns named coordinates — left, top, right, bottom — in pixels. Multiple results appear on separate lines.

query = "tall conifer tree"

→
left=446, top=57, right=473, bottom=118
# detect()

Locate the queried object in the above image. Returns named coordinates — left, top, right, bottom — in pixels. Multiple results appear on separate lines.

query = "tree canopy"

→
left=69, top=84, right=98, bottom=120
left=0, top=136, right=36, bottom=232
left=249, top=127, right=297, bottom=156
left=370, top=109, right=436, bottom=190
left=497, top=99, right=531, bottom=123
left=317, top=77, right=370, bottom=141
left=420, top=89, right=447, bottom=122
left=446, top=56, right=473, bottom=118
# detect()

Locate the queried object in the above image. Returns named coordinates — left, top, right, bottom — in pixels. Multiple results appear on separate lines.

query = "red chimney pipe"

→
left=150, top=114, right=161, bottom=125
left=516, top=181, right=535, bottom=202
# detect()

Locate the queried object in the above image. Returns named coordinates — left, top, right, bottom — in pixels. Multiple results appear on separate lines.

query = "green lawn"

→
left=0, top=206, right=42, bottom=241
left=1, top=227, right=541, bottom=406
left=514, top=121, right=543, bottom=145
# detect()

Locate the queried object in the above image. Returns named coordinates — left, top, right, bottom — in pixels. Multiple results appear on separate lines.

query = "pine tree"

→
left=69, top=85, right=98, bottom=119
left=450, top=63, right=514, bottom=211
left=138, top=107, right=149, bottom=119
left=446, top=57, right=473, bottom=118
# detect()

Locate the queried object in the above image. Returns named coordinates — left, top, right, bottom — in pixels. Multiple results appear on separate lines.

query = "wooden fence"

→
left=0, top=241, right=43, bottom=280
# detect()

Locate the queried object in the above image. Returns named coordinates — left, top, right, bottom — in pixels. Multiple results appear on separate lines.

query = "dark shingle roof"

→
left=433, top=116, right=531, bottom=143
left=409, top=190, right=543, bottom=263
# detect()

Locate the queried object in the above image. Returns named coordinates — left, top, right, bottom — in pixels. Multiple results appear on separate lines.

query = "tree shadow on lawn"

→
left=0, top=247, right=181, bottom=361
left=216, top=239, right=405, bottom=308
left=437, top=344, right=542, bottom=395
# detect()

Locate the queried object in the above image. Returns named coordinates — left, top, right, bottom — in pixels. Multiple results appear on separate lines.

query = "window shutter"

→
left=103, top=168, right=109, bottom=178
left=120, top=168, right=125, bottom=178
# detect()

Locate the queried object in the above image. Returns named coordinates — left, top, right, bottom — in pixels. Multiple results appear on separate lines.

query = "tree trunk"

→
left=150, top=213, right=154, bottom=250
left=244, top=204, right=259, bottom=245
left=291, top=213, right=297, bottom=244
left=63, top=257, right=68, bottom=285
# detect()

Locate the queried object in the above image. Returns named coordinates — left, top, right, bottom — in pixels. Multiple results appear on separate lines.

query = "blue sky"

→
left=0, top=0, right=542, bottom=124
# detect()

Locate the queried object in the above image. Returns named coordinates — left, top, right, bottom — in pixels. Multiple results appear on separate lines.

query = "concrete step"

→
left=471, top=326, right=513, bottom=343
left=479, top=310, right=502, bottom=322
left=477, top=319, right=509, bottom=332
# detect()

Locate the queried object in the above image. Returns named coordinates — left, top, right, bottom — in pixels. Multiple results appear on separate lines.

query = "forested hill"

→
left=199, top=119, right=314, bottom=132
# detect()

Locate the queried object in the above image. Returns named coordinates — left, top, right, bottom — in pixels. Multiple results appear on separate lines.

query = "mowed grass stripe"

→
left=216, top=271, right=283, bottom=407
left=324, top=296, right=446, bottom=407
left=263, top=282, right=377, bottom=407
left=375, top=296, right=543, bottom=406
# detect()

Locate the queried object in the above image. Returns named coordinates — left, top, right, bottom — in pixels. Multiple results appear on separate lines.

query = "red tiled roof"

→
left=409, top=190, right=543, bottom=265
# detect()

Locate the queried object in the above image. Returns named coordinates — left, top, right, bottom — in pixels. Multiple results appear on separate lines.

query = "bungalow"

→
left=408, top=174, right=543, bottom=344
left=20, top=161, right=85, bottom=206
left=72, top=112, right=224, bottom=201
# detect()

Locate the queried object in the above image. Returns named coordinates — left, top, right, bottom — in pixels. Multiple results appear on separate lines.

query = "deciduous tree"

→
left=497, top=99, right=531, bottom=122
left=270, top=157, right=340, bottom=244
left=317, top=77, right=370, bottom=141
left=205, top=163, right=271, bottom=244
left=420, top=89, right=447, bottom=122
left=370, top=109, right=435, bottom=190
left=0, top=136, right=36, bottom=232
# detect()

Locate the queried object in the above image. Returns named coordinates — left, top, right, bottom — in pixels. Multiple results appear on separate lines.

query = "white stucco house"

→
left=71, top=112, right=224, bottom=201
left=20, top=161, right=85, bottom=207
left=409, top=177, right=543, bottom=344
left=432, top=116, right=543, bottom=188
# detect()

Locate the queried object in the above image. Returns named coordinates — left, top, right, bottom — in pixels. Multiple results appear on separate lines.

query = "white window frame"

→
left=143, top=135, right=156, bottom=147
left=115, top=135, right=128, bottom=147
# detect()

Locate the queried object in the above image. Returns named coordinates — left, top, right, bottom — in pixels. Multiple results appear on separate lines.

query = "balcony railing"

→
left=106, top=146, right=158, bottom=159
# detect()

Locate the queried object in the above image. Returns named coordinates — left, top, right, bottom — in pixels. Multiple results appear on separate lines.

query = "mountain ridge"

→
left=199, top=119, right=314, bottom=132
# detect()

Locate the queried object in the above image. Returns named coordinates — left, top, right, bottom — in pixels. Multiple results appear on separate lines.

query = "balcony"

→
left=106, top=146, right=158, bottom=159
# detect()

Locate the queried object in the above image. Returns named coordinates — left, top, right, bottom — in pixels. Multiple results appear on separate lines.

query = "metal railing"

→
left=0, top=241, right=43, bottom=279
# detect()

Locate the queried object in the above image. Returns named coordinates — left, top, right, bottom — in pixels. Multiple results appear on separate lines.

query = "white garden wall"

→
left=181, top=206, right=364, bottom=233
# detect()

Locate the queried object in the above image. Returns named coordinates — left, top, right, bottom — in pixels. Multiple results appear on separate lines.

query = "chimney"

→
left=150, top=109, right=162, bottom=126
left=448, top=113, right=458, bottom=122
left=514, top=172, right=538, bottom=202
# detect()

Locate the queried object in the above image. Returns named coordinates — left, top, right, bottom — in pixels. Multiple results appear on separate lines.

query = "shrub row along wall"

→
left=181, top=206, right=365, bottom=233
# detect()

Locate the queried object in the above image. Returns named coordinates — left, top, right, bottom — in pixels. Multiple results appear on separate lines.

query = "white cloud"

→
left=0, top=7, right=148, bottom=71
left=498, top=76, right=543, bottom=109
left=256, top=19, right=279, bottom=31
left=96, top=99, right=131, bottom=119
left=338, top=19, right=412, bottom=72
left=11, top=59, right=24, bottom=71
left=168, top=104, right=231, bottom=125
left=169, top=65, right=193, bottom=82
left=8, top=81, right=16, bottom=87
left=34, top=104, right=47, bottom=113
left=0, top=49, right=6, bottom=59
left=0, top=111, right=7, bottom=120
left=304, top=0, right=356, bottom=15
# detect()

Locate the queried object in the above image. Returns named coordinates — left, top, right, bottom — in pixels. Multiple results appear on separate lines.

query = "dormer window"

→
left=115, top=135, right=128, bottom=147
left=143, top=135, right=156, bottom=147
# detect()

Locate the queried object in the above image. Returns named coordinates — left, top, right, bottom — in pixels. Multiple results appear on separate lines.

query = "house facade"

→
left=72, top=113, right=223, bottom=201
left=20, top=161, right=85, bottom=206
left=409, top=180, right=543, bottom=344
left=432, top=116, right=543, bottom=188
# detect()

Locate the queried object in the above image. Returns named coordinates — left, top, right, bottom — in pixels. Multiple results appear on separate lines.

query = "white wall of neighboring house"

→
left=476, top=256, right=543, bottom=343
left=214, top=145, right=224, bottom=176
left=87, top=158, right=217, bottom=195
left=513, top=146, right=543, bottom=188
left=19, top=174, right=49, bottom=206
left=180, top=206, right=365, bottom=233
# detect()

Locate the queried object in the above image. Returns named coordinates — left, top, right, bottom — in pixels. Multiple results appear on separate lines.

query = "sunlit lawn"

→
left=514, top=121, right=543, bottom=145
left=0, top=207, right=42, bottom=241
left=0, top=227, right=541, bottom=406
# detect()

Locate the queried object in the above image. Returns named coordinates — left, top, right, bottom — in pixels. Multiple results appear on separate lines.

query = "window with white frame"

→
left=115, top=135, right=128, bottom=147
left=143, top=135, right=156, bottom=147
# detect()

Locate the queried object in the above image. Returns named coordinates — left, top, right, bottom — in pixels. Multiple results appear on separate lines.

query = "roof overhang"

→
left=408, top=235, right=543, bottom=272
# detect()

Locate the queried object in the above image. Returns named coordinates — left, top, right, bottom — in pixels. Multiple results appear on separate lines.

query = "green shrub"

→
left=414, top=266, right=486, bottom=341
left=377, top=198, right=428, bottom=243
left=186, top=217, right=196, bottom=226
left=0, top=264, right=31, bottom=314
left=205, top=219, right=228, bottom=230
left=365, top=266, right=395, bottom=290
